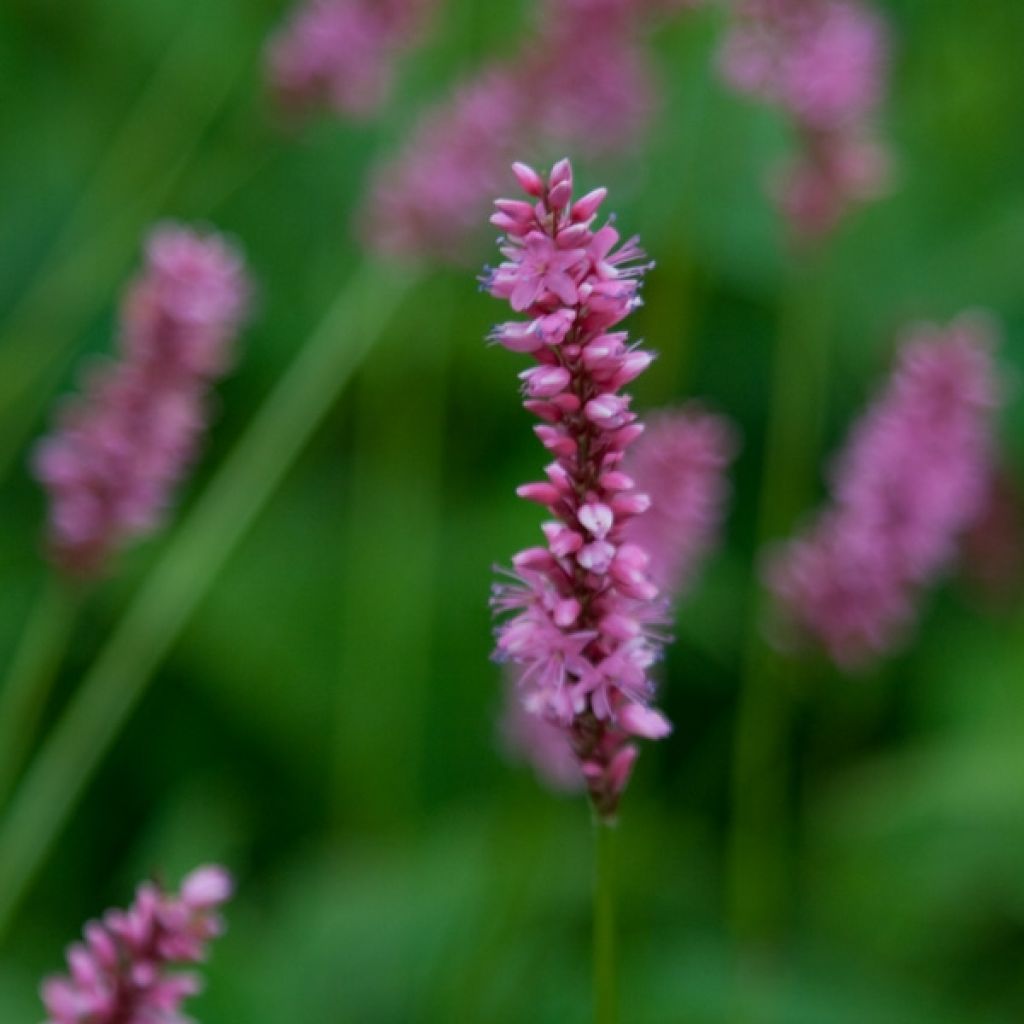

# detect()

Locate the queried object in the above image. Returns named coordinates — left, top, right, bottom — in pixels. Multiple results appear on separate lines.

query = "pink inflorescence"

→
left=718, top=0, right=890, bottom=239
left=33, top=224, right=251, bottom=579
left=767, top=315, right=1001, bottom=668
left=267, top=0, right=435, bottom=118
left=40, top=865, right=232, bottom=1024
left=485, top=159, right=671, bottom=820
left=364, top=0, right=692, bottom=261
left=502, top=402, right=736, bottom=794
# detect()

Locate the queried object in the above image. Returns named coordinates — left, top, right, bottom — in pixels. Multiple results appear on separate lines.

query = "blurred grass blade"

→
left=729, top=250, right=832, bottom=957
left=0, top=261, right=418, bottom=939
left=0, top=576, right=80, bottom=808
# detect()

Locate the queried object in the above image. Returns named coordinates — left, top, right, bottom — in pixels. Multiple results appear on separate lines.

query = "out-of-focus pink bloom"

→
left=364, top=0, right=693, bottom=261
left=267, top=0, right=435, bottom=118
left=773, top=133, right=889, bottom=238
left=767, top=315, right=1002, bottom=667
left=532, top=0, right=659, bottom=154
left=500, top=673, right=585, bottom=792
left=368, top=70, right=526, bottom=260
left=624, top=407, right=738, bottom=597
left=40, top=865, right=232, bottom=1024
left=33, top=224, right=251, bottom=578
left=718, top=0, right=890, bottom=240
left=486, top=160, right=670, bottom=821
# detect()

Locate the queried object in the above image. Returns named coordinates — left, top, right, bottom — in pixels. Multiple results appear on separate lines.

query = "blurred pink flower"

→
left=487, top=160, right=670, bottom=820
left=33, top=224, right=252, bottom=578
left=500, top=673, right=585, bottom=792
left=364, top=0, right=694, bottom=260
left=40, top=865, right=232, bottom=1024
left=267, top=0, right=435, bottom=118
left=719, top=0, right=890, bottom=239
left=767, top=315, right=1002, bottom=667
left=624, top=407, right=738, bottom=597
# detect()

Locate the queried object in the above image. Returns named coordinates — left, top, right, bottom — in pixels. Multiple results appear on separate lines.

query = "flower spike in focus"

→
left=485, top=159, right=671, bottom=821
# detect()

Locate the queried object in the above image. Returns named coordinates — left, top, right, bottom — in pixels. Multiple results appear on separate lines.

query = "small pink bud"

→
left=494, top=199, right=535, bottom=221
left=611, top=351, right=655, bottom=388
left=535, top=425, right=577, bottom=458
left=572, top=187, right=608, bottom=221
left=610, top=491, right=652, bottom=517
left=516, top=482, right=561, bottom=506
left=520, top=365, right=571, bottom=398
left=513, top=162, right=545, bottom=196
left=600, top=470, right=634, bottom=491
left=513, top=547, right=557, bottom=572
left=492, top=321, right=542, bottom=353
left=542, top=522, right=584, bottom=557
left=557, top=223, right=591, bottom=248
left=585, top=395, right=629, bottom=426
left=181, top=866, right=233, bottom=908
left=549, top=158, right=573, bottom=189
left=547, top=180, right=573, bottom=212
left=551, top=392, right=581, bottom=414
left=523, top=399, right=561, bottom=423
left=619, top=703, right=672, bottom=739
left=544, top=461, right=571, bottom=489
left=490, top=212, right=527, bottom=235
left=536, top=309, right=576, bottom=345
left=609, top=423, right=645, bottom=448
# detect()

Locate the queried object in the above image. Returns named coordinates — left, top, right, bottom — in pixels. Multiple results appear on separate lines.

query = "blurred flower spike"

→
left=32, top=223, right=252, bottom=579
left=485, top=158, right=673, bottom=822
left=266, top=0, right=437, bottom=119
left=719, top=0, right=891, bottom=240
left=40, top=865, right=233, bottom=1024
left=365, top=0, right=698, bottom=261
left=767, top=314, right=1003, bottom=667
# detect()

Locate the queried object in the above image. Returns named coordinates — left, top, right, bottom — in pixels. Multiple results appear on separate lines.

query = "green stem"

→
left=593, top=819, right=618, bottom=1024
left=0, top=577, right=80, bottom=808
left=0, top=262, right=418, bottom=941
left=729, top=250, right=830, bottom=957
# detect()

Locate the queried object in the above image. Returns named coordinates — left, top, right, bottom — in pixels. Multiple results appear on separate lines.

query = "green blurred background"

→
left=1, top=0, right=1024, bottom=1020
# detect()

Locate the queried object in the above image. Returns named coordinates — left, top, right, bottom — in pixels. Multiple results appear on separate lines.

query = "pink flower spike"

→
left=485, top=161, right=671, bottom=820
left=521, top=365, right=572, bottom=398
left=362, top=0, right=701, bottom=260
left=767, top=314, right=1001, bottom=667
left=33, top=224, right=252, bottom=579
left=266, top=0, right=437, bottom=120
left=40, top=865, right=232, bottom=1024
left=717, top=0, right=891, bottom=240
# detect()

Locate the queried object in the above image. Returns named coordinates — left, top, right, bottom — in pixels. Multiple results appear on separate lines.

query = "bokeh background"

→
left=2, top=0, right=1024, bottom=1020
